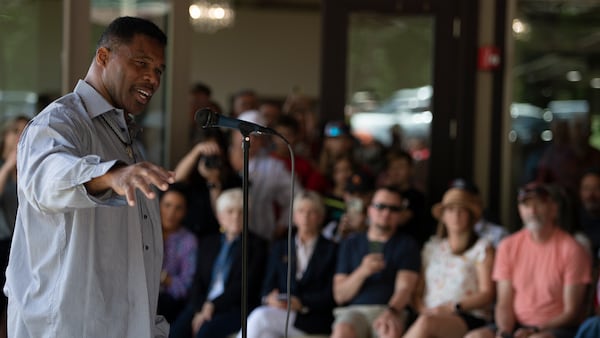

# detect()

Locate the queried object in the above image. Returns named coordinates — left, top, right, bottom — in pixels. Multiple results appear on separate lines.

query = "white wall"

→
left=189, top=8, right=322, bottom=109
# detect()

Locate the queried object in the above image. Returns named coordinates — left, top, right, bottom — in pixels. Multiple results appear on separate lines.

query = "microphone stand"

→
left=241, top=134, right=251, bottom=338
left=196, top=112, right=293, bottom=338
left=238, top=132, right=296, bottom=338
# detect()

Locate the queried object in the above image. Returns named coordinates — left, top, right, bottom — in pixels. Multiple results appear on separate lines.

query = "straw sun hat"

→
left=431, top=187, right=482, bottom=221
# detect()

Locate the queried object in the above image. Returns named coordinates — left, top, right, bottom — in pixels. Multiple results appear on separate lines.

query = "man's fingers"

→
left=144, top=172, right=170, bottom=192
left=141, top=165, right=175, bottom=191
left=111, top=162, right=176, bottom=205
left=125, top=186, right=136, bottom=206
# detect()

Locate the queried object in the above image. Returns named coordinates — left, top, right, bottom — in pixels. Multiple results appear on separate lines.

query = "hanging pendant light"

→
left=189, top=0, right=235, bottom=33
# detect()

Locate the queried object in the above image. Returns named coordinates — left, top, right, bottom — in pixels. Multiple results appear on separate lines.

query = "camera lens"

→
left=202, top=155, right=221, bottom=169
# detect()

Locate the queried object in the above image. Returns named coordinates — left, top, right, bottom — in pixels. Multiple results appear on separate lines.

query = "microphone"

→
left=194, top=108, right=278, bottom=136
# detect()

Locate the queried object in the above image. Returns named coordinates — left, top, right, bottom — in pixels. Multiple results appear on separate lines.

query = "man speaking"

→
left=4, top=17, right=175, bottom=337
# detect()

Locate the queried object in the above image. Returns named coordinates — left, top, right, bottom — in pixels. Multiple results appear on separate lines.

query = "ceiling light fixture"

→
left=189, top=0, right=234, bottom=33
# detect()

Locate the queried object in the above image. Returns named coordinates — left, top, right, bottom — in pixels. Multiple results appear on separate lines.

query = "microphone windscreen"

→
left=194, top=108, right=213, bottom=127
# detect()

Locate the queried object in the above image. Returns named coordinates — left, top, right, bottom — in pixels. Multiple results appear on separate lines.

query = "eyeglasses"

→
left=370, top=203, right=403, bottom=212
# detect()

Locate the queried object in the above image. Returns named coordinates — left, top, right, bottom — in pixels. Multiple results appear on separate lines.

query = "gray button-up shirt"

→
left=5, top=80, right=168, bottom=337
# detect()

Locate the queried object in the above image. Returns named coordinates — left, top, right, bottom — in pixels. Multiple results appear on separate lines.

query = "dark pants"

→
left=169, top=303, right=241, bottom=338
left=0, top=238, right=10, bottom=338
left=487, top=322, right=579, bottom=338
left=0, top=239, right=10, bottom=309
left=158, top=292, right=186, bottom=324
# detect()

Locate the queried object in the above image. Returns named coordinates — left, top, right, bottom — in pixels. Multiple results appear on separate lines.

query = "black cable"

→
left=284, top=142, right=296, bottom=338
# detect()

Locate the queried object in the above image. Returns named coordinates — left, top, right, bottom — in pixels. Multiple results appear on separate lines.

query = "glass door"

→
left=346, top=14, right=434, bottom=192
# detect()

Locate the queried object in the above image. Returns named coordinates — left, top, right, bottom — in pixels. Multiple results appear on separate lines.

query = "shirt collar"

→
left=221, top=233, right=241, bottom=245
left=295, top=234, right=318, bottom=250
left=74, top=80, right=142, bottom=138
left=74, top=80, right=123, bottom=119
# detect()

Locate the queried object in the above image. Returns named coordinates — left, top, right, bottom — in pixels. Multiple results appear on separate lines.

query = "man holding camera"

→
left=173, top=131, right=242, bottom=238
left=331, top=186, right=420, bottom=338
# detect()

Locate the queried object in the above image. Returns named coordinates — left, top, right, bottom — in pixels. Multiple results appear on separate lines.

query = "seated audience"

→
left=322, top=171, right=375, bottom=242
left=318, top=120, right=358, bottom=178
left=169, top=188, right=267, bottom=338
left=400, top=187, right=494, bottom=338
left=174, top=129, right=242, bottom=238
left=377, top=149, right=430, bottom=246
left=157, top=183, right=198, bottom=322
left=0, top=115, right=29, bottom=337
left=545, top=182, right=593, bottom=256
left=241, top=191, right=337, bottom=338
left=574, top=274, right=600, bottom=338
left=259, top=99, right=283, bottom=127
left=579, top=168, right=600, bottom=260
left=270, top=115, right=327, bottom=193
left=228, top=110, right=297, bottom=241
left=231, top=88, right=259, bottom=117
left=331, top=186, right=420, bottom=338
left=465, top=182, right=592, bottom=338
left=536, top=117, right=600, bottom=196
left=449, top=178, right=509, bottom=247
left=283, top=92, right=321, bottom=160
left=322, top=155, right=360, bottom=227
left=188, top=82, right=214, bottom=142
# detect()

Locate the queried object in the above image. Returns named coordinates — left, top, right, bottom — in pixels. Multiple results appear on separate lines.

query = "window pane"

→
left=346, top=14, right=434, bottom=191
left=509, top=2, right=600, bottom=228
left=0, top=0, right=63, bottom=119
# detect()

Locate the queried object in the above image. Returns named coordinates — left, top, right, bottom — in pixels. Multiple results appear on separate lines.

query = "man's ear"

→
left=96, top=47, right=110, bottom=67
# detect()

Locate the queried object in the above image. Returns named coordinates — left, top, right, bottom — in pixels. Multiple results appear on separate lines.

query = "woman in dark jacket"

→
left=241, top=190, right=337, bottom=338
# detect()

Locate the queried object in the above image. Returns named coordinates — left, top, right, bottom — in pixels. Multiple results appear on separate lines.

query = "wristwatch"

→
left=387, top=305, right=402, bottom=317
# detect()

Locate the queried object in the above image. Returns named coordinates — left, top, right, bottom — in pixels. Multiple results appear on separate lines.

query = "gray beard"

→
left=525, top=219, right=542, bottom=231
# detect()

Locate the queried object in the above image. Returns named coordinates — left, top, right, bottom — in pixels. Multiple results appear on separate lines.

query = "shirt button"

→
left=144, top=245, right=149, bottom=250
left=143, top=214, right=148, bottom=219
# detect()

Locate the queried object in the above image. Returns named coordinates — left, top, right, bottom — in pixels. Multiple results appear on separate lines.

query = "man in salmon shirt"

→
left=466, top=182, right=592, bottom=338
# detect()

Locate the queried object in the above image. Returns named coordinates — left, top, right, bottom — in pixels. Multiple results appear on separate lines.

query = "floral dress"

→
left=422, top=236, right=492, bottom=320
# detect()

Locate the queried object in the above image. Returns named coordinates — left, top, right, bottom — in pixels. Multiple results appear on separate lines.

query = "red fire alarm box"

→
left=478, top=46, right=501, bottom=71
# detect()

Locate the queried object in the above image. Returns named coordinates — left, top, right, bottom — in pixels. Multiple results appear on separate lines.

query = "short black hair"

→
left=385, top=148, right=414, bottom=167
left=375, top=185, right=404, bottom=201
left=97, top=16, right=167, bottom=50
left=273, top=114, right=300, bottom=133
left=582, top=167, right=600, bottom=179
left=160, top=182, right=190, bottom=204
left=191, top=82, right=212, bottom=96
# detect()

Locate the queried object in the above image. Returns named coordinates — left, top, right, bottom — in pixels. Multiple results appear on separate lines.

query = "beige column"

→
left=165, top=0, right=192, bottom=168
left=473, top=0, right=497, bottom=209
left=62, top=0, right=91, bottom=95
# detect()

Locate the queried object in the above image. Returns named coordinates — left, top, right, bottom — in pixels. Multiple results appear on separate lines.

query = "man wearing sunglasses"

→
left=331, top=186, right=421, bottom=338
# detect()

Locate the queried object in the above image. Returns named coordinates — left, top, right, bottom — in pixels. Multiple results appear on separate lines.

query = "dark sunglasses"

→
left=370, top=203, right=403, bottom=212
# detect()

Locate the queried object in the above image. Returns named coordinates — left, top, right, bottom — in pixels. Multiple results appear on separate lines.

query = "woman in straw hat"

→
left=399, top=187, right=495, bottom=338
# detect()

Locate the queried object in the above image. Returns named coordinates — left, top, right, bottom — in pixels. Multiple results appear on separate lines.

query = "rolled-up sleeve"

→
left=18, top=106, right=123, bottom=213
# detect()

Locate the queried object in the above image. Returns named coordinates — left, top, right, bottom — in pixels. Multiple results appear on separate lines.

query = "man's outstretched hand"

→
left=86, top=162, right=176, bottom=206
